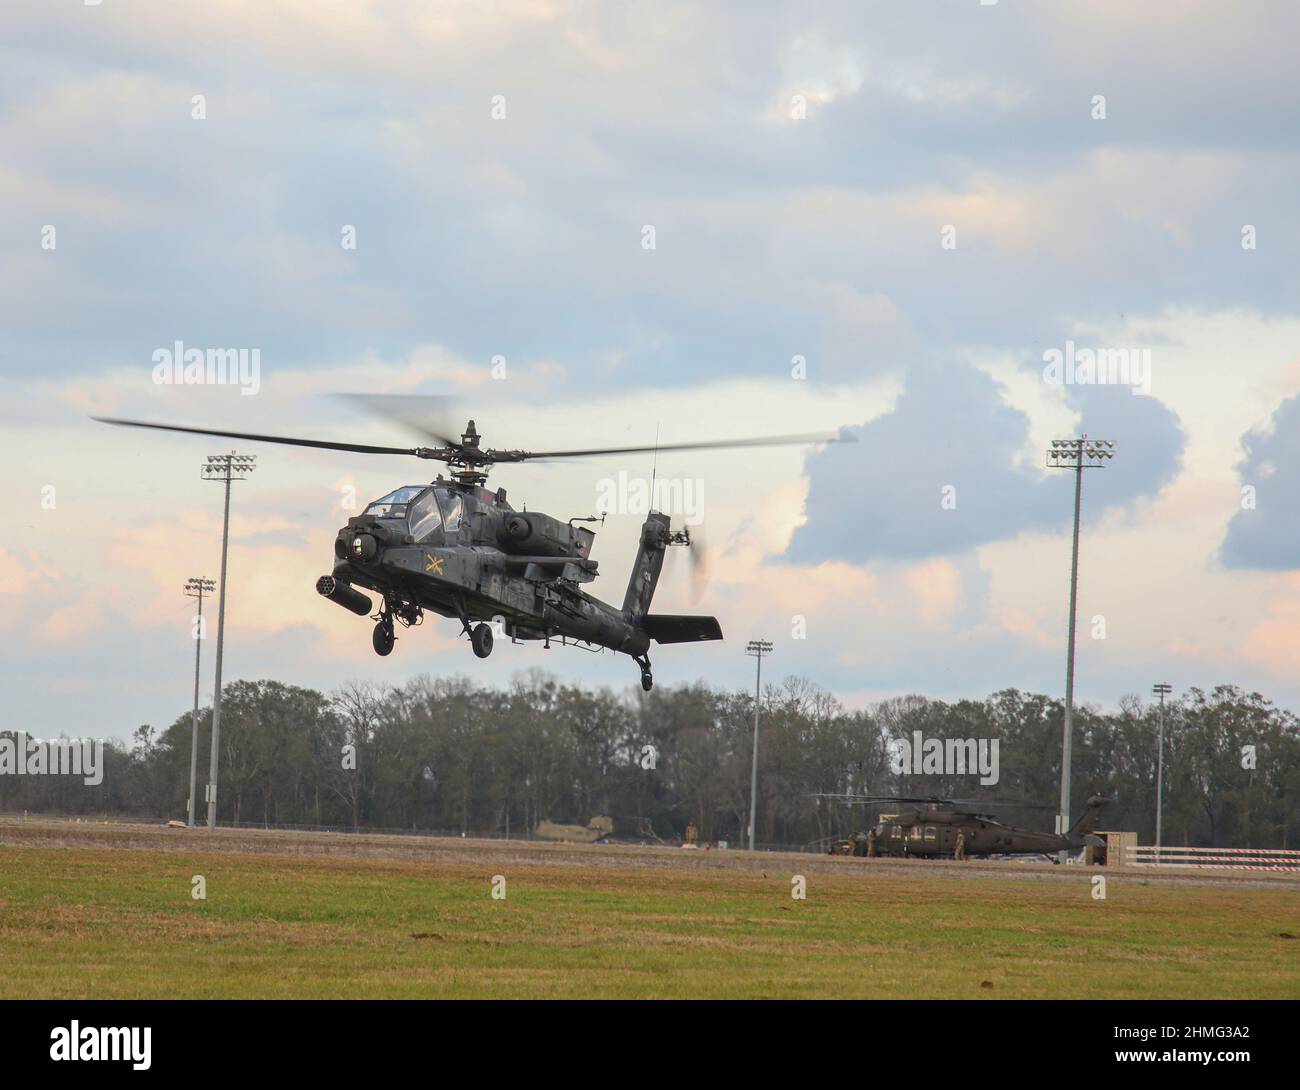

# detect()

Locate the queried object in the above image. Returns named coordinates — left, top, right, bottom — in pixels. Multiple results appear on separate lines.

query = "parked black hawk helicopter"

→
left=818, top=793, right=1110, bottom=862
left=95, top=402, right=848, bottom=690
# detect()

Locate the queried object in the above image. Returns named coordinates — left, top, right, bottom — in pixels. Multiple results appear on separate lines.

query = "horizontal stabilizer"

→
left=641, top=614, right=723, bottom=644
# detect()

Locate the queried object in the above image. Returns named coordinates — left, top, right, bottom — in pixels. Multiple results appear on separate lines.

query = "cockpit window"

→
left=438, top=491, right=464, bottom=533
left=408, top=489, right=442, bottom=541
left=364, top=485, right=424, bottom=519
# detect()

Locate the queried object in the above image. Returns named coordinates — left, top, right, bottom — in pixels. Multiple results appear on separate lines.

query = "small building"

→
left=1092, top=830, right=1137, bottom=867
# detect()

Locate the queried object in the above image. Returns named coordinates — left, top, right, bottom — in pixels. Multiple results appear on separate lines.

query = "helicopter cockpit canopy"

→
left=364, top=485, right=466, bottom=543
left=364, top=485, right=425, bottom=519
left=409, top=487, right=464, bottom=540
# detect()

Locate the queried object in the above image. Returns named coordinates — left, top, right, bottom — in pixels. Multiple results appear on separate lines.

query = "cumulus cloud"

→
left=788, top=361, right=1184, bottom=563
left=1221, top=393, right=1300, bottom=569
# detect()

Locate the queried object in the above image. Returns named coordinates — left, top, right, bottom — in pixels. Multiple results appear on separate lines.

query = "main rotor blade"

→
left=333, top=394, right=462, bottom=447
left=92, top=417, right=419, bottom=457
left=501, top=430, right=856, bottom=461
left=812, top=794, right=948, bottom=805
left=946, top=798, right=1057, bottom=811
left=812, top=792, right=1056, bottom=811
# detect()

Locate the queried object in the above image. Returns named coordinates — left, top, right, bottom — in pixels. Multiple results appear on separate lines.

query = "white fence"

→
left=1126, top=844, right=1300, bottom=872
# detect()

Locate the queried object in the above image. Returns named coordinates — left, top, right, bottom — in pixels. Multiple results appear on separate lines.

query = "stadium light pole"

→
left=202, top=452, right=256, bottom=830
left=1152, top=682, right=1172, bottom=864
left=1045, top=436, right=1116, bottom=852
left=184, top=577, right=216, bottom=827
left=745, top=639, right=773, bottom=851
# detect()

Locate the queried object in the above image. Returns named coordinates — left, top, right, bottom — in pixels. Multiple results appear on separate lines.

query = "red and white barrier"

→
left=1127, top=844, right=1300, bottom=872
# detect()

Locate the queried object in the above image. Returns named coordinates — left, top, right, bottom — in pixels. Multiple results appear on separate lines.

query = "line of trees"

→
left=3, top=673, right=1297, bottom=849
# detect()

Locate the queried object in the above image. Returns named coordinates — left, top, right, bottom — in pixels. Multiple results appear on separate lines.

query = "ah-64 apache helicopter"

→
left=818, top=793, right=1110, bottom=862
left=95, top=400, right=847, bottom=690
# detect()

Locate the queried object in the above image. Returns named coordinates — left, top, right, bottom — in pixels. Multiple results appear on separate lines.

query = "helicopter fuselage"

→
left=329, top=478, right=648, bottom=652
left=868, top=809, right=1071, bottom=858
left=315, top=476, right=722, bottom=688
left=833, top=796, right=1109, bottom=860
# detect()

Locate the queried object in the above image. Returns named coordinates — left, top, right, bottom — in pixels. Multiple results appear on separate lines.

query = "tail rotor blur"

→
left=688, top=526, right=711, bottom=604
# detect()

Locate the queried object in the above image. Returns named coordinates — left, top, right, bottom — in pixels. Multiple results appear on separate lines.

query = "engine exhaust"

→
left=316, top=575, right=373, bottom=616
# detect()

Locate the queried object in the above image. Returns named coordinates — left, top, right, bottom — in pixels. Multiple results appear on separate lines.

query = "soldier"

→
left=954, top=828, right=966, bottom=861
left=865, top=829, right=876, bottom=857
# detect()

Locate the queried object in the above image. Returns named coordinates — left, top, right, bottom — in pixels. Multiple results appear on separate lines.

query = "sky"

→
left=4, top=0, right=1300, bottom=741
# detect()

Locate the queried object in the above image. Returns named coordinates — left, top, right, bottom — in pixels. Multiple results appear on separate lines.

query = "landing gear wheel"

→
left=372, top=620, right=395, bottom=656
left=640, top=670, right=653, bottom=692
left=470, top=623, right=494, bottom=659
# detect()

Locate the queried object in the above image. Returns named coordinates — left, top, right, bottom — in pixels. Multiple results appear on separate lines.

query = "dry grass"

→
left=1, top=830, right=1297, bottom=998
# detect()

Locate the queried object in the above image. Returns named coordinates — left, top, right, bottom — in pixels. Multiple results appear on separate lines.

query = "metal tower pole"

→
left=1045, top=436, right=1116, bottom=850
left=1059, top=454, right=1083, bottom=838
left=1153, top=682, right=1172, bottom=863
left=201, top=452, right=255, bottom=830
left=745, top=639, right=772, bottom=851
left=207, top=467, right=232, bottom=830
left=184, top=577, right=215, bottom=827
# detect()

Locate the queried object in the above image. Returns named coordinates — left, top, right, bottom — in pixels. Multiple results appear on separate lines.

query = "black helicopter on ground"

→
left=819, top=793, right=1110, bottom=862
left=95, top=401, right=847, bottom=690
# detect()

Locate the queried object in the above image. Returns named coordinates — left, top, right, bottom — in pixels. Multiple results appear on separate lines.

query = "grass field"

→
left=1, top=825, right=1297, bottom=998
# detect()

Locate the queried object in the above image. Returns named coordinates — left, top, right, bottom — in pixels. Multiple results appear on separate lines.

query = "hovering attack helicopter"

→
left=819, top=793, right=1110, bottom=862
left=95, top=400, right=848, bottom=690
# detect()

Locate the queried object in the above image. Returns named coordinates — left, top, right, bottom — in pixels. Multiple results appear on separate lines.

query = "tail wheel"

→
left=372, top=620, right=395, bottom=656
left=640, top=669, right=653, bottom=692
left=471, top=623, right=494, bottom=659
